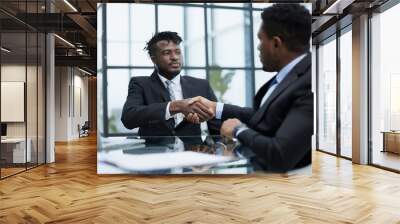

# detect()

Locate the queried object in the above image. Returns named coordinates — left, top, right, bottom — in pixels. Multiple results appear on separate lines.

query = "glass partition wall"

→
left=317, top=35, right=337, bottom=155
left=0, top=1, right=46, bottom=179
left=316, top=25, right=352, bottom=159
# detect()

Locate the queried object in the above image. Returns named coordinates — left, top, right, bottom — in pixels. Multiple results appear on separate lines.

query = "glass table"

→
left=97, top=135, right=260, bottom=174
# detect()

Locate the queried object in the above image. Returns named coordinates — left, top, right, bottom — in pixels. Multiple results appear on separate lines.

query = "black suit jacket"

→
left=223, top=53, right=313, bottom=172
left=121, top=71, right=221, bottom=136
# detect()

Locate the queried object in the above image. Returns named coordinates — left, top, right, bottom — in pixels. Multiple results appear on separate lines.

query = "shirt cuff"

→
left=215, top=102, right=224, bottom=119
left=165, top=102, right=173, bottom=120
left=235, top=127, right=249, bottom=138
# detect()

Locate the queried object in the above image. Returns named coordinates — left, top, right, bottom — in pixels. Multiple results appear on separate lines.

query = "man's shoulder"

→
left=130, top=76, right=152, bottom=83
left=182, top=75, right=209, bottom=85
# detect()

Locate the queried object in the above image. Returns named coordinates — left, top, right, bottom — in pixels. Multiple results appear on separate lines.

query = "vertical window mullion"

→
left=204, top=4, right=210, bottom=81
left=336, top=29, right=341, bottom=157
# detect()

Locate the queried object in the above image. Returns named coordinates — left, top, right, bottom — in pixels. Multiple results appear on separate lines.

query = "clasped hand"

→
left=170, top=96, right=216, bottom=124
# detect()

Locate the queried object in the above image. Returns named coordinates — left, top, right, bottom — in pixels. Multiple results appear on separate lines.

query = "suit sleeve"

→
left=121, top=78, right=168, bottom=129
left=221, top=104, right=255, bottom=124
left=236, top=90, right=313, bottom=172
left=205, top=82, right=222, bottom=135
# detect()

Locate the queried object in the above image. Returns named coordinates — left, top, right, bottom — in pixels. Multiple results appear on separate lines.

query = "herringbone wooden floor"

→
left=1, top=135, right=400, bottom=223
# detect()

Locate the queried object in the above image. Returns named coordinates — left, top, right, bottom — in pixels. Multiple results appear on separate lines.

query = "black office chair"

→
left=79, top=121, right=90, bottom=138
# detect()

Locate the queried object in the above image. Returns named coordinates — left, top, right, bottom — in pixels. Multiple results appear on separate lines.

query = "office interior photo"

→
left=1, top=0, right=400, bottom=222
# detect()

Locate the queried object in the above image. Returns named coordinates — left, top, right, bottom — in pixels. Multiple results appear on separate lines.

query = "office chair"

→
left=79, top=121, right=90, bottom=138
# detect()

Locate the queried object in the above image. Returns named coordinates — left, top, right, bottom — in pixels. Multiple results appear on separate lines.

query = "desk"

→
left=98, top=136, right=311, bottom=174
left=1, top=138, right=31, bottom=163
left=98, top=135, right=257, bottom=174
left=382, top=131, right=400, bottom=154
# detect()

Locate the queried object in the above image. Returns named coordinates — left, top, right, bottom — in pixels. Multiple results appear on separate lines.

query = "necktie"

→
left=165, top=80, right=175, bottom=100
left=260, top=76, right=278, bottom=107
left=165, top=80, right=182, bottom=126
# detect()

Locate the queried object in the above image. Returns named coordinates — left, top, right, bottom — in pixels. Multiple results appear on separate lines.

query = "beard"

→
left=261, top=56, right=278, bottom=72
left=262, top=62, right=275, bottom=72
left=156, top=66, right=181, bottom=80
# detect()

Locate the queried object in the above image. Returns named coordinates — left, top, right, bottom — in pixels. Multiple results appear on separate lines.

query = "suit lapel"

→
left=180, top=76, right=194, bottom=99
left=150, top=71, right=176, bottom=133
left=250, top=74, right=298, bottom=125
left=250, top=53, right=311, bottom=125
left=150, top=70, right=170, bottom=102
left=254, top=78, right=273, bottom=110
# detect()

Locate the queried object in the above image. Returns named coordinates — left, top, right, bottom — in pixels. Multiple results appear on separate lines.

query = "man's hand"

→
left=170, top=98, right=214, bottom=122
left=189, top=96, right=216, bottom=115
left=185, top=96, right=217, bottom=123
left=221, top=119, right=242, bottom=139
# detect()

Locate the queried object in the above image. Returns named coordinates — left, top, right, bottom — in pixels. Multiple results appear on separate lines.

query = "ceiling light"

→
left=78, top=67, right=92, bottom=76
left=1, top=47, right=11, bottom=53
left=54, top=34, right=75, bottom=48
left=322, top=0, right=355, bottom=15
left=323, top=0, right=343, bottom=14
left=63, top=0, right=78, bottom=12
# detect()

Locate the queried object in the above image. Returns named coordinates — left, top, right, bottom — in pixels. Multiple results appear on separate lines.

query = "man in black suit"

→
left=121, top=31, right=219, bottom=137
left=188, top=4, right=312, bottom=172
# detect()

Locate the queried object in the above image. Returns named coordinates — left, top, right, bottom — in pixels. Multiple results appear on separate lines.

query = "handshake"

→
left=169, top=96, right=216, bottom=124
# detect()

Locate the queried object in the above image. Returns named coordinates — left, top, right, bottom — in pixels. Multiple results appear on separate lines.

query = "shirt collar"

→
left=158, top=72, right=181, bottom=87
left=275, top=53, right=307, bottom=83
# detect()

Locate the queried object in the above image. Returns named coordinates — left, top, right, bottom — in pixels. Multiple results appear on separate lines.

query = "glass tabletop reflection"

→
left=97, top=135, right=255, bottom=174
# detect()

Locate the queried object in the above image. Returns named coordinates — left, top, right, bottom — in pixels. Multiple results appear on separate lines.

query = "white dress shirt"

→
left=158, top=73, right=184, bottom=126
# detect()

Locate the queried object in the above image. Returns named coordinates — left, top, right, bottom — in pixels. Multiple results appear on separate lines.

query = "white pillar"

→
left=352, top=14, right=369, bottom=164
left=46, top=32, right=55, bottom=163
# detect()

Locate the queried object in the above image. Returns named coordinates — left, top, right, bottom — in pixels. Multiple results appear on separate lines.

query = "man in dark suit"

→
left=188, top=4, right=312, bottom=172
left=121, top=31, right=219, bottom=137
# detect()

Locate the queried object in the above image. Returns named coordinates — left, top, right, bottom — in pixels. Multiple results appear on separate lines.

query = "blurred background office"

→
left=99, top=3, right=311, bottom=137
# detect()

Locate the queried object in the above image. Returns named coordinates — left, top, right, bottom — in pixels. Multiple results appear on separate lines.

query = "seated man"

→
left=187, top=4, right=313, bottom=172
left=121, top=31, right=220, bottom=136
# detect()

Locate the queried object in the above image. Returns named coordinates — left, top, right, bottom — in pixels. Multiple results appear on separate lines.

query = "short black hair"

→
left=261, top=4, right=311, bottom=53
left=145, top=31, right=183, bottom=57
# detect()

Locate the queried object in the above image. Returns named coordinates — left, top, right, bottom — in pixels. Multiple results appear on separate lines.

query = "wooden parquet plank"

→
left=1, top=135, right=400, bottom=223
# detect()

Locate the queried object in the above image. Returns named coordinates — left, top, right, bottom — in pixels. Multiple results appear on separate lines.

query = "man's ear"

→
left=272, top=36, right=282, bottom=49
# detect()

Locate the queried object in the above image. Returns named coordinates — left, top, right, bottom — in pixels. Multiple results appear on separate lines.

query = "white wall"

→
left=55, top=66, right=68, bottom=141
left=1, top=63, right=46, bottom=163
left=55, top=67, right=89, bottom=141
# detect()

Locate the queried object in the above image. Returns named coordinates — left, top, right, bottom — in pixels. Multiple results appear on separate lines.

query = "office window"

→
left=184, top=69, right=206, bottom=79
left=371, top=3, right=400, bottom=171
left=107, top=69, right=130, bottom=134
left=209, top=69, right=247, bottom=106
left=255, top=70, right=275, bottom=93
left=207, top=8, right=246, bottom=67
left=211, top=3, right=245, bottom=7
left=130, top=4, right=155, bottom=66
left=253, top=10, right=263, bottom=69
left=183, top=7, right=206, bottom=67
left=107, top=68, right=154, bottom=134
left=317, top=36, right=337, bottom=154
left=339, top=28, right=352, bottom=158
left=106, top=4, right=130, bottom=66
